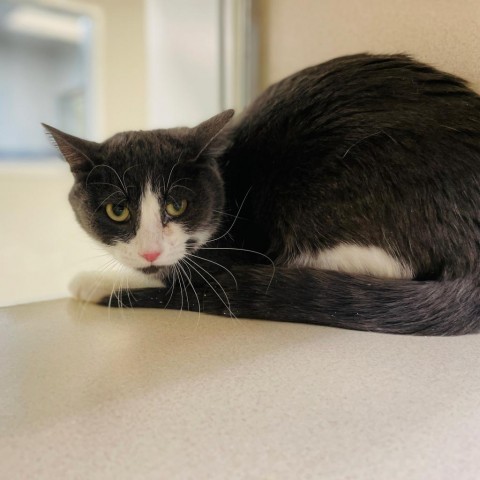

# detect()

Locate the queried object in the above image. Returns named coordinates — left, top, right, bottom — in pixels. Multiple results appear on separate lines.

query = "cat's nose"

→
left=140, top=251, right=161, bottom=262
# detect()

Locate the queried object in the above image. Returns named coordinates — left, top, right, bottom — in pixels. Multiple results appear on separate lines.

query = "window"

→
left=0, top=2, right=95, bottom=161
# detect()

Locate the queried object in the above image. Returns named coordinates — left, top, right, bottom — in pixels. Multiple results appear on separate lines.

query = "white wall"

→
left=145, top=0, right=222, bottom=128
left=0, top=162, right=106, bottom=306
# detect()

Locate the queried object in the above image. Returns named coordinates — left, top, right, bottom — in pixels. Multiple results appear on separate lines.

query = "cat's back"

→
left=232, top=53, right=480, bottom=151
left=225, top=53, right=480, bottom=200
left=222, top=53, right=480, bottom=277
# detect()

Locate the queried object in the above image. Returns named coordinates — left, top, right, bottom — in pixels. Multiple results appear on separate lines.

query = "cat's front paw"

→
left=69, top=271, right=119, bottom=304
left=69, top=271, right=165, bottom=304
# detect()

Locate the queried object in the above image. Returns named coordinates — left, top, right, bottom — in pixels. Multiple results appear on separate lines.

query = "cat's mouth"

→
left=139, top=265, right=162, bottom=274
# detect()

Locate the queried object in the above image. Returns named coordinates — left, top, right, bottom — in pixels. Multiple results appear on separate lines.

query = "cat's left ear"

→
left=193, top=109, right=235, bottom=160
left=42, top=124, right=100, bottom=175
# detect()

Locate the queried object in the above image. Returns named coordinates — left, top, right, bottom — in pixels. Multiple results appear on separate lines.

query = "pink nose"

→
left=140, top=251, right=161, bottom=262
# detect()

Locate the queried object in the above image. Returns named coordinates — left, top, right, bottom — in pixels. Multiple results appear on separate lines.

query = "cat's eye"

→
left=105, top=203, right=130, bottom=222
left=165, top=199, right=188, bottom=217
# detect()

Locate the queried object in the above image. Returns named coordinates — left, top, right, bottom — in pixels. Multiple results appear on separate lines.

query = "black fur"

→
left=101, top=268, right=479, bottom=335
left=45, top=53, right=480, bottom=335
left=43, top=116, right=230, bottom=246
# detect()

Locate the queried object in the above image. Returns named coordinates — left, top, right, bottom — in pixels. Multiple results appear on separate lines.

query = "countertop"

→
left=1, top=299, right=480, bottom=479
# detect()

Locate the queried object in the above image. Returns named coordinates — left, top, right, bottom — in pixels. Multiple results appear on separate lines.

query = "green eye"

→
left=166, top=199, right=188, bottom=217
left=106, top=203, right=130, bottom=222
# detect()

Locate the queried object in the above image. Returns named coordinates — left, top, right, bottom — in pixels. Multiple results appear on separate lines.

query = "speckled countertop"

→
left=1, top=299, right=480, bottom=479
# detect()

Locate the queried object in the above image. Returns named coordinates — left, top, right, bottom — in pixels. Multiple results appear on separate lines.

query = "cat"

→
left=43, top=53, right=479, bottom=335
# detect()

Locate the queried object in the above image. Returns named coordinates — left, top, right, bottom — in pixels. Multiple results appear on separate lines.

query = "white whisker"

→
left=174, top=264, right=185, bottom=319
left=165, top=151, right=184, bottom=193
left=168, top=177, right=192, bottom=189
left=177, top=261, right=202, bottom=326
left=163, top=267, right=178, bottom=309
left=212, top=209, right=246, bottom=220
left=182, top=257, right=236, bottom=319
left=90, top=191, right=125, bottom=220
left=75, top=257, right=118, bottom=321
left=86, top=164, right=129, bottom=194
left=190, top=246, right=276, bottom=293
left=122, top=164, right=139, bottom=188
left=186, top=253, right=238, bottom=289
left=169, top=184, right=194, bottom=194
left=87, top=182, right=125, bottom=193
left=342, top=131, right=382, bottom=159
left=206, top=186, right=252, bottom=244
left=177, top=263, right=190, bottom=312
left=120, top=266, right=134, bottom=309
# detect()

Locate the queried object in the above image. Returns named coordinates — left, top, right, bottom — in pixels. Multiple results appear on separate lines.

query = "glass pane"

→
left=0, top=1, right=92, bottom=161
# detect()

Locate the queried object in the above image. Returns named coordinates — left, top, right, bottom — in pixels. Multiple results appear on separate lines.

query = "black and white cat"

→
left=44, top=53, right=479, bottom=335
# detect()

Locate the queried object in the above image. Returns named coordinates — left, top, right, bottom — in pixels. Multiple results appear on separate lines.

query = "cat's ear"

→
left=193, top=109, right=235, bottom=160
left=42, top=124, right=100, bottom=175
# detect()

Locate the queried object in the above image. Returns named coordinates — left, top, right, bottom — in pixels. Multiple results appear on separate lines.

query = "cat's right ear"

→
left=42, top=124, right=100, bottom=175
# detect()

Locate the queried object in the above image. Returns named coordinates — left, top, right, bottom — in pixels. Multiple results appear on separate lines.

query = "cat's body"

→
left=44, top=54, right=480, bottom=335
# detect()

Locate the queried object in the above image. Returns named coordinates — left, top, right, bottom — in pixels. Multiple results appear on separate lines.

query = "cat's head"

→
left=43, top=110, right=234, bottom=275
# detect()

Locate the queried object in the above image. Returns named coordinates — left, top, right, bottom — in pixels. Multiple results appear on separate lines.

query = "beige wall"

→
left=81, top=0, right=148, bottom=136
left=258, top=0, right=480, bottom=92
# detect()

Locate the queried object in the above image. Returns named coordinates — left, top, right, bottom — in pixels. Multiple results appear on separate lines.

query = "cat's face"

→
left=44, top=111, right=234, bottom=275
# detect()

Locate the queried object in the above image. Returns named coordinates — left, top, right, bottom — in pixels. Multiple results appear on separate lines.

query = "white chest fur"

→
left=292, top=244, right=413, bottom=279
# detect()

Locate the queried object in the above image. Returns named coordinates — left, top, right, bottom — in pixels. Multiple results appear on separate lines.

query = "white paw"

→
left=69, top=271, right=165, bottom=304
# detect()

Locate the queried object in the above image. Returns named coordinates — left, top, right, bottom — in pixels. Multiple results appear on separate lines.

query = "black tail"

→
left=221, top=266, right=480, bottom=335
left=105, top=266, right=479, bottom=336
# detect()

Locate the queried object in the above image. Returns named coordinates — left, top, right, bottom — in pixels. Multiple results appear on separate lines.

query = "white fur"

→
left=292, top=244, right=413, bottom=279
left=69, top=270, right=164, bottom=304
left=72, top=185, right=217, bottom=304
left=107, top=185, right=191, bottom=269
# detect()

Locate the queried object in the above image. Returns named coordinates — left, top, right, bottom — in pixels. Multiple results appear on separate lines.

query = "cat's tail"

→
left=217, top=266, right=479, bottom=336
left=108, top=266, right=479, bottom=335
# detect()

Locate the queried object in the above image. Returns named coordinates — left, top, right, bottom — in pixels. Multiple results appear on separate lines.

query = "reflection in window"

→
left=0, top=2, right=93, bottom=161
